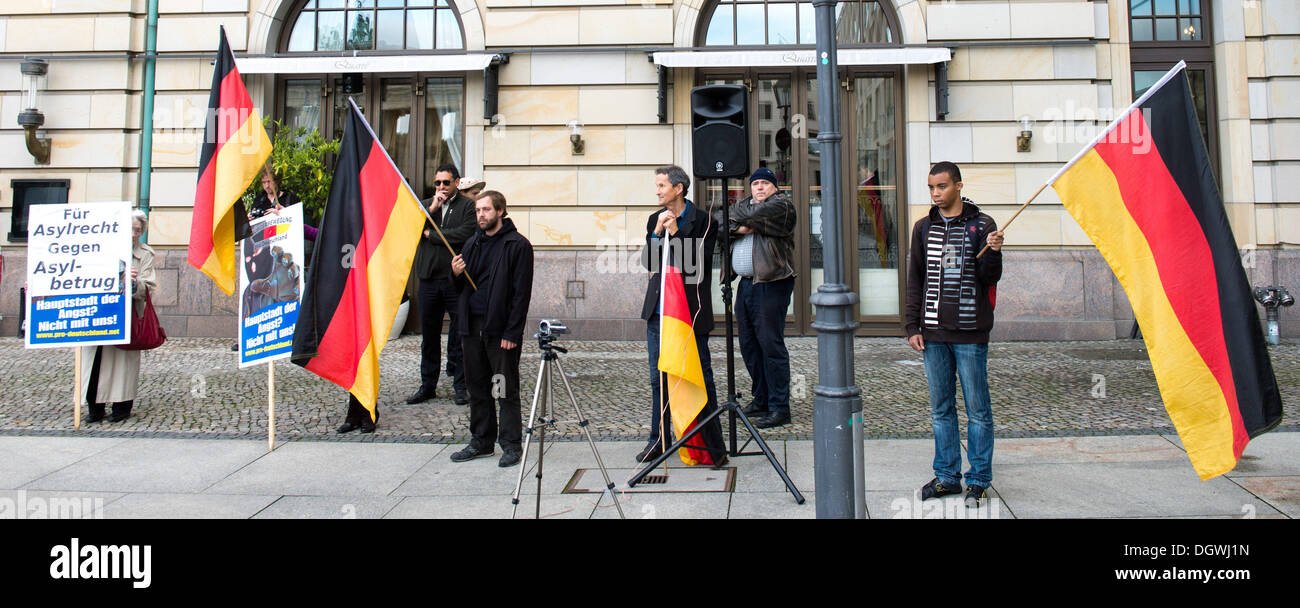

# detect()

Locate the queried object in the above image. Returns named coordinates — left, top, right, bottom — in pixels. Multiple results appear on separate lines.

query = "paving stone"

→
left=1, top=337, right=1292, bottom=442
left=103, top=493, right=279, bottom=519
left=22, top=438, right=268, bottom=494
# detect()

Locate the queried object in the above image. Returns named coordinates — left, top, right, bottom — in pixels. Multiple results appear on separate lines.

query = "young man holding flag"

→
left=636, top=165, right=726, bottom=467
left=904, top=161, right=1005, bottom=508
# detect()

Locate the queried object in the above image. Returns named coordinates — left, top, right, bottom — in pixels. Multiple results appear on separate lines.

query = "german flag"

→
left=291, top=100, right=424, bottom=420
left=1051, top=62, right=1283, bottom=479
left=188, top=26, right=271, bottom=295
left=658, top=246, right=714, bottom=466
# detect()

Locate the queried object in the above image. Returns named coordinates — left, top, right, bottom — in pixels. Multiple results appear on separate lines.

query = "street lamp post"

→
left=810, top=0, right=864, bottom=518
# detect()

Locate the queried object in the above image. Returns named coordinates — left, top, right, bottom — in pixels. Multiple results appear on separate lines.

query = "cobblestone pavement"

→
left=1, top=336, right=1296, bottom=443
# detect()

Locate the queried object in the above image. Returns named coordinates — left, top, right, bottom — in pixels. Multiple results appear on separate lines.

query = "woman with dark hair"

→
left=80, top=210, right=157, bottom=423
left=249, top=168, right=318, bottom=241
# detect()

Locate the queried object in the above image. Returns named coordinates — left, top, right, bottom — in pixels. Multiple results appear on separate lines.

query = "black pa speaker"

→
left=691, top=85, right=749, bottom=179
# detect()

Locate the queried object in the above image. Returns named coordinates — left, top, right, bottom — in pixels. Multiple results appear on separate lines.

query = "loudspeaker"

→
left=691, top=85, right=749, bottom=179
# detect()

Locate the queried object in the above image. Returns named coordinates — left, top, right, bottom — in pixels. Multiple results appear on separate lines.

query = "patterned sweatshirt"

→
left=903, top=198, right=1002, bottom=344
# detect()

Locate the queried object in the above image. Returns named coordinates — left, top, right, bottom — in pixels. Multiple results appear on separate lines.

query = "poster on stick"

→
left=237, top=204, right=304, bottom=368
left=25, top=202, right=133, bottom=349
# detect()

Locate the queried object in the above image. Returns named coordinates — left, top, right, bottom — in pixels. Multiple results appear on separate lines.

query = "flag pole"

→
left=73, top=348, right=82, bottom=430
left=422, top=209, right=477, bottom=291
left=975, top=183, right=1048, bottom=258
left=977, top=61, right=1189, bottom=261
left=267, top=360, right=276, bottom=452
left=659, top=231, right=670, bottom=478
left=343, top=98, right=477, bottom=291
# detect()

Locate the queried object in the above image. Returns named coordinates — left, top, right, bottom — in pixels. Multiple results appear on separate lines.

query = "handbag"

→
left=121, top=290, right=166, bottom=351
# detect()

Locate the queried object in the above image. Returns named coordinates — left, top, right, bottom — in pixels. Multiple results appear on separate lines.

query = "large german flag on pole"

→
left=658, top=243, right=714, bottom=466
left=188, top=26, right=271, bottom=295
left=291, top=99, right=424, bottom=421
left=1051, top=61, right=1283, bottom=480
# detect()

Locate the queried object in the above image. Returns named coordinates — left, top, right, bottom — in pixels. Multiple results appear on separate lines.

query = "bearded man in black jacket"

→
left=448, top=190, right=534, bottom=468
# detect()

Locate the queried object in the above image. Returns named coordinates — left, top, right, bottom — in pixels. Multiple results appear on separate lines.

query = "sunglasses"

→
left=433, top=180, right=455, bottom=186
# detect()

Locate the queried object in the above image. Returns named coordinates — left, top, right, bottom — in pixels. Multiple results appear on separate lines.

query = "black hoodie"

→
left=453, top=217, right=534, bottom=344
left=903, top=198, right=1002, bottom=344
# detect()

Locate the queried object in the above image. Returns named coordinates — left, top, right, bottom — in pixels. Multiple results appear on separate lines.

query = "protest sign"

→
left=25, top=203, right=133, bottom=349
left=237, top=204, right=304, bottom=368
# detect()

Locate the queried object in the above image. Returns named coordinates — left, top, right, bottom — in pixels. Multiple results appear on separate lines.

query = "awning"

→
left=235, top=53, right=500, bottom=75
left=652, top=48, right=951, bottom=68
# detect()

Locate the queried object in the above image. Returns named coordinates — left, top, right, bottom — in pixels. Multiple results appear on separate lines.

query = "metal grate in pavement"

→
left=562, top=467, right=735, bottom=494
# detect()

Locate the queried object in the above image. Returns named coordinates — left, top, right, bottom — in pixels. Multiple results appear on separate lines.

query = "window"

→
left=702, top=0, right=895, bottom=47
left=9, top=179, right=69, bottom=242
left=1130, top=0, right=1203, bottom=42
left=1129, top=0, right=1216, bottom=177
left=285, top=0, right=464, bottom=52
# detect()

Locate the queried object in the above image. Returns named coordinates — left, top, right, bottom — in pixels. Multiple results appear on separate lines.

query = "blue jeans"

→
left=737, top=276, right=794, bottom=413
left=923, top=341, right=993, bottom=487
left=646, top=315, right=724, bottom=456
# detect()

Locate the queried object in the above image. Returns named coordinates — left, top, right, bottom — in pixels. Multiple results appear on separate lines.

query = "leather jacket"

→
left=714, top=191, right=797, bottom=283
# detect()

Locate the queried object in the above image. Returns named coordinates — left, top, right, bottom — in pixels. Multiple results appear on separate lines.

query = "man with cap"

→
left=715, top=167, right=798, bottom=428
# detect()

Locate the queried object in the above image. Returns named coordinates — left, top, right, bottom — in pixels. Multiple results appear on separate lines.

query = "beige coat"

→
left=79, top=242, right=157, bottom=404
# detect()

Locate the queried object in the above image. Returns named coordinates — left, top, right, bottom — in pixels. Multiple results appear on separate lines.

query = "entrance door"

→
left=700, top=68, right=903, bottom=335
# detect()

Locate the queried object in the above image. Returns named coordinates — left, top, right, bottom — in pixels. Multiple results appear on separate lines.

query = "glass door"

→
left=851, top=73, right=900, bottom=321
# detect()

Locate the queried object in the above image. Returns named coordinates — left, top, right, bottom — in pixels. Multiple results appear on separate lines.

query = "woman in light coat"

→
left=81, top=210, right=157, bottom=423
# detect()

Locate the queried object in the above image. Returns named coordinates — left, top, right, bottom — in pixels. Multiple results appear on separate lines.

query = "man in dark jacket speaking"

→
left=717, top=167, right=798, bottom=428
left=449, top=190, right=534, bottom=468
left=408, top=163, right=476, bottom=406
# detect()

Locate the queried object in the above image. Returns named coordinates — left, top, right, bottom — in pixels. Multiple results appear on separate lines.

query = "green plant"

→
left=241, top=118, right=341, bottom=222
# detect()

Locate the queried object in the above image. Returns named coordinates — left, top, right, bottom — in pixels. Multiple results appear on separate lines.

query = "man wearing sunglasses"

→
left=408, top=163, right=476, bottom=406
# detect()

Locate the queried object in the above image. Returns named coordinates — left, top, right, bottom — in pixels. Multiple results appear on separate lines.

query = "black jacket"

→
left=713, top=191, right=797, bottom=283
left=640, top=201, right=716, bottom=335
left=903, top=199, right=1002, bottom=343
left=413, top=191, right=476, bottom=281
left=453, top=217, right=534, bottom=344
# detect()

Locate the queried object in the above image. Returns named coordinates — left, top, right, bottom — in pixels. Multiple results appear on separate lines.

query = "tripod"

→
left=627, top=179, right=804, bottom=504
left=511, top=331, right=625, bottom=519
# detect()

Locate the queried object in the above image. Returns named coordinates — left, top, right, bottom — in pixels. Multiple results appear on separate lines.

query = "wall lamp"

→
left=568, top=120, right=584, bottom=155
left=1016, top=116, right=1033, bottom=153
left=18, top=58, right=50, bottom=164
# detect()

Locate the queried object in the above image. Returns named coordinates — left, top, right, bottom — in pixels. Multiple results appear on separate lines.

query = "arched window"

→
left=1129, top=0, right=1216, bottom=176
left=284, top=0, right=465, bottom=53
left=701, top=0, right=896, bottom=47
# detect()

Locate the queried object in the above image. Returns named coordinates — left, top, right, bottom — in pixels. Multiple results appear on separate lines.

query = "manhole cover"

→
left=563, top=467, right=735, bottom=493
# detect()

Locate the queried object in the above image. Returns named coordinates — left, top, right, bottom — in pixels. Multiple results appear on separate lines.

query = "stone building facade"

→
left=0, top=0, right=1296, bottom=340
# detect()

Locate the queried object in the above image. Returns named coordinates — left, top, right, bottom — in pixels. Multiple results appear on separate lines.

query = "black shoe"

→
left=711, top=454, right=729, bottom=469
left=337, top=422, right=360, bottom=433
left=635, top=443, right=663, bottom=463
left=86, top=404, right=105, bottom=423
left=965, top=484, right=988, bottom=508
left=754, top=411, right=791, bottom=429
left=920, top=477, right=962, bottom=501
left=450, top=444, right=494, bottom=463
left=360, top=421, right=376, bottom=434
left=499, top=449, right=522, bottom=468
left=406, top=387, right=436, bottom=404
left=454, top=390, right=468, bottom=406
left=230, top=343, right=238, bottom=352
left=742, top=401, right=768, bottom=417
left=108, top=404, right=131, bottom=423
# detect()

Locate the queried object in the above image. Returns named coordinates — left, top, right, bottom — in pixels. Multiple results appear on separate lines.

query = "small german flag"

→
left=187, top=26, right=272, bottom=295
left=1051, top=62, right=1283, bottom=479
left=658, top=245, right=714, bottom=466
left=291, top=99, right=424, bottom=421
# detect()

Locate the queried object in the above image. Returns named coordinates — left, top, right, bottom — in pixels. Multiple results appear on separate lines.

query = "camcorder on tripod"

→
left=510, top=319, right=625, bottom=519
